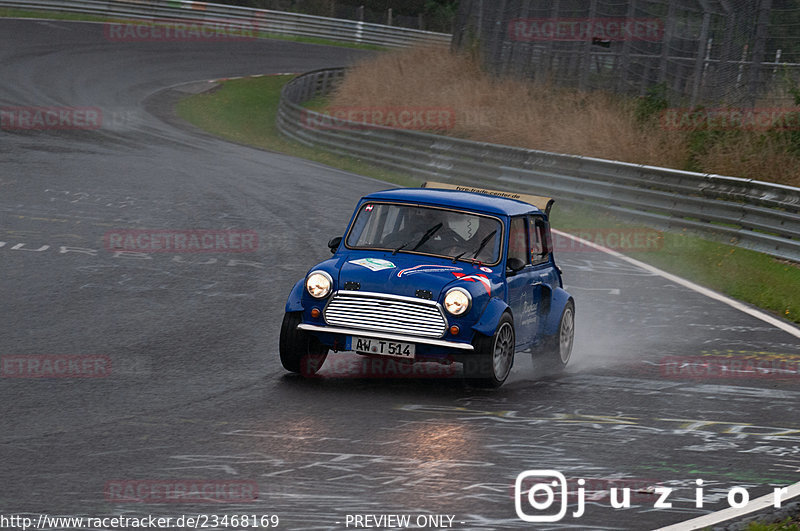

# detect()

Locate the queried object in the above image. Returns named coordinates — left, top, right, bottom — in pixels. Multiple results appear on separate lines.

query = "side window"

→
left=530, top=216, right=550, bottom=264
left=508, top=216, right=530, bottom=265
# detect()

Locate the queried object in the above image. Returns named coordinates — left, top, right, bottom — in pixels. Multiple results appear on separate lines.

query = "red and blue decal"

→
left=397, top=264, right=463, bottom=277
left=452, top=272, right=492, bottom=296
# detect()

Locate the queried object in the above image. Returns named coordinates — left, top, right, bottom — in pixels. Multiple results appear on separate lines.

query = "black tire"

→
left=279, top=312, right=328, bottom=375
left=542, top=300, right=575, bottom=371
left=464, top=313, right=515, bottom=388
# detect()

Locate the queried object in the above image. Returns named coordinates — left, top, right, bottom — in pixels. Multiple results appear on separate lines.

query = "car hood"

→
left=335, top=253, right=500, bottom=301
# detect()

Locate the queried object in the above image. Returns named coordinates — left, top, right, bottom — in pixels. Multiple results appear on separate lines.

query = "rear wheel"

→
left=543, top=300, right=574, bottom=370
left=279, top=312, right=328, bottom=375
left=464, top=313, right=515, bottom=388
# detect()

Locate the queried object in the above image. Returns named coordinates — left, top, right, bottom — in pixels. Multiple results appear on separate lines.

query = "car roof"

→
left=361, top=187, right=540, bottom=217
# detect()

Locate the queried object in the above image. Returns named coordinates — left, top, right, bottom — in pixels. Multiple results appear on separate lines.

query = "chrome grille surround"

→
left=323, top=291, right=447, bottom=339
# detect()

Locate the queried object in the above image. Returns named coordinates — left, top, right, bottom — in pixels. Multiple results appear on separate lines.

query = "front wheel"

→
left=279, top=312, right=328, bottom=375
left=464, top=313, right=515, bottom=388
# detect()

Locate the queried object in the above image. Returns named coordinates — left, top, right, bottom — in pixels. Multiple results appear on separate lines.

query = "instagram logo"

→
left=514, top=470, right=569, bottom=522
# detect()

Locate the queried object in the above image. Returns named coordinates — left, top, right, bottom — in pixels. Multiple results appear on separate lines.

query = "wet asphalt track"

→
left=1, top=18, right=800, bottom=531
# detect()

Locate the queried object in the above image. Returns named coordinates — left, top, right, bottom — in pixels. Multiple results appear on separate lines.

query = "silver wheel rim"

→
left=559, top=307, right=574, bottom=364
left=492, top=322, right=514, bottom=381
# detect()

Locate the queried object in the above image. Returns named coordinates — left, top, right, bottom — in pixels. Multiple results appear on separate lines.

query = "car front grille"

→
left=324, top=291, right=447, bottom=338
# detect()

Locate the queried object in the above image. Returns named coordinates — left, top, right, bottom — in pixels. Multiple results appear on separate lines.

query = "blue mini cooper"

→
left=279, top=182, right=575, bottom=387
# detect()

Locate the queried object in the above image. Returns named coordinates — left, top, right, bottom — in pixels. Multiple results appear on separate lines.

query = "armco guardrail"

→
left=277, top=68, right=800, bottom=262
left=0, top=0, right=450, bottom=47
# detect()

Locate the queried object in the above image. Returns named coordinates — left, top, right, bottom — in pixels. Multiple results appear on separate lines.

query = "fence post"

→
left=477, top=0, right=483, bottom=42
left=488, top=0, right=508, bottom=75
left=690, top=3, right=712, bottom=107
left=658, top=2, right=676, bottom=84
left=746, top=0, right=773, bottom=106
left=613, top=0, right=637, bottom=93
left=545, top=0, right=560, bottom=74
left=716, top=4, right=736, bottom=103
left=509, top=0, right=531, bottom=75
left=387, top=8, right=392, bottom=26
left=579, top=0, right=597, bottom=90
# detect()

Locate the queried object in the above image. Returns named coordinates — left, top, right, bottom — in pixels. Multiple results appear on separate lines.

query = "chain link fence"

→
left=452, top=0, right=800, bottom=106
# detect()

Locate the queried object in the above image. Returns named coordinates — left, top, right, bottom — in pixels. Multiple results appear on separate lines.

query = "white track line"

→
left=552, top=229, right=800, bottom=528
left=552, top=229, right=800, bottom=339
left=652, top=483, right=800, bottom=531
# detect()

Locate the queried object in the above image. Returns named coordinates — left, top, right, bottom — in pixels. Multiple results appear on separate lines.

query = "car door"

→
left=506, top=215, right=540, bottom=348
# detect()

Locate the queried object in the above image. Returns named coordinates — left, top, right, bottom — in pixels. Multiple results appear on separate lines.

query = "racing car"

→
left=279, top=182, right=575, bottom=387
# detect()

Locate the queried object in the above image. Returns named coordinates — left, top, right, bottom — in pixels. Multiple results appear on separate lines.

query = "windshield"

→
left=346, top=203, right=503, bottom=264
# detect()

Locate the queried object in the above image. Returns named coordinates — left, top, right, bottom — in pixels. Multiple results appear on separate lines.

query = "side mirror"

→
left=506, top=257, right=525, bottom=274
left=328, top=236, right=342, bottom=254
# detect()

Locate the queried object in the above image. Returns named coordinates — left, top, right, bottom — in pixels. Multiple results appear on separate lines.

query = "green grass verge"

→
left=0, top=9, right=385, bottom=50
left=176, top=75, right=800, bottom=325
left=0, top=7, right=111, bottom=22
left=175, top=76, right=418, bottom=188
left=748, top=517, right=800, bottom=530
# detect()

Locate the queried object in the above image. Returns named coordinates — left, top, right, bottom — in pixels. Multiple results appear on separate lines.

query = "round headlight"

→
left=306, top=271, right=333, bottom=299
left=444, top=287, right=472, bottom=316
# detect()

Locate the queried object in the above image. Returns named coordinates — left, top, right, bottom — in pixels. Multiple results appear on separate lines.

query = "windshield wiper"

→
left=471, top=229, right=497, bottom=259
left=392, top=242, right=408, bottom=255
left=410, top=223, right=442, bottom=251
left=452, top=229, right=497, bottom=264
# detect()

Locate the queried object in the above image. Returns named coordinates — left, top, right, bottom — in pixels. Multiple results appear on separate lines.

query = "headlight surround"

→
left=306, top=271, right=333, bottom=299
left=444, top=287, right=472, bottom=316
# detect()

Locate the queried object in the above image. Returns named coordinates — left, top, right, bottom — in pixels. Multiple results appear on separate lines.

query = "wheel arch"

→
left=285, top=279, right=306, bottom=312
left=542, top=288, right=574, bottom=336
left=471, top=297, right=512, bottom=337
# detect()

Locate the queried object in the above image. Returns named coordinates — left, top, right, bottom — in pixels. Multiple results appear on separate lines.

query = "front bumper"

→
left=297, top=324, right=474, bottom=351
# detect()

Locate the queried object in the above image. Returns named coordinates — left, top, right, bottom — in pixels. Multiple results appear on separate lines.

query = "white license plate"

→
left=351, top=336, right=415, bottom=359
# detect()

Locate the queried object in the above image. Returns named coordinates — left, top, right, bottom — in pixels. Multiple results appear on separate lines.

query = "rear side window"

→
left=508, top=216, right=529, bottom=265
left=530, top=216, right=550, bottom=265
